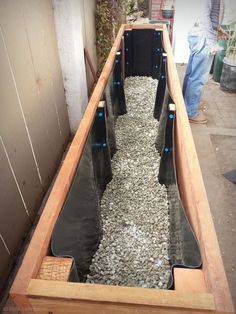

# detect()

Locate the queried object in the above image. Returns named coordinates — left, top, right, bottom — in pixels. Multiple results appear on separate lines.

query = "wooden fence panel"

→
left=20, top=1, right=65, bottom=169
left=0, top=0, right=70, bottom=292
left=0, top=26, right=43, bottom=219
left=0, top=239, right=11, bottom=289
left=0, top=142, right=31, bottom=290
left=35, top=0, right=71, bottom=145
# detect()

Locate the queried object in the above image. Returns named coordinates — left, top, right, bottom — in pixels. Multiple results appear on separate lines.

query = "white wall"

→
left=222, top=0, right=236, bottom=23
left=173, top=0, right=236, bottom=63
left=53, top=0, right=88, bottom=134
left=81, top=0, right=97, bottom=92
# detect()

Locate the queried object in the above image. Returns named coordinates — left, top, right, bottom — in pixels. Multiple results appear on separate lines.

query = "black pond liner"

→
left=51, top=57, right=125, bottom=282
left=157, top=101, right=202, bottom=289
left=51, top=28, right=202, bottom=287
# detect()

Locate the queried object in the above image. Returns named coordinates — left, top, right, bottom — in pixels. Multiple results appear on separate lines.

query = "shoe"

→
left=189, top=111, right=207, bottom=124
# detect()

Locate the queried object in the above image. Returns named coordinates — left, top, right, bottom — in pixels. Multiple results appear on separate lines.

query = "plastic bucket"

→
left=213, top=49, right=226, bottom=82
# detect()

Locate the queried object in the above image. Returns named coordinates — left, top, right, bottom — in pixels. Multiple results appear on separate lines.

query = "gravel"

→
left=86, top=76, right=171, bottom=289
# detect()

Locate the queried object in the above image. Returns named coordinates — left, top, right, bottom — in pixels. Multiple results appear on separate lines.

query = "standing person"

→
left=183, top=0, right=227, bottom=124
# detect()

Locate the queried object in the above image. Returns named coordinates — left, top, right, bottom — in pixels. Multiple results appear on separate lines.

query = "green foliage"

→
left=127, top=0, right=136, bottom=14
left=112, top=0, right=127, bottom=37
left=225, top=21, right=236, bottom=63
left=96, top=0, right=126, bottom=74
left=137, top=0, right=149, bottom=17
left=95, top=0, right=113, bottom=73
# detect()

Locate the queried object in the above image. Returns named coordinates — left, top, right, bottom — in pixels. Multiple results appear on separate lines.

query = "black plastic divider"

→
left=51, top=55, right=126, bottom=282
left=157, top=104, right=202, bottom=289
left=154, top=53, right=167, bottom=120
left=158, top=105, right=175, bottom=186
left=132, top=29, right=156, bottom=76
left=124, top=29, right=163, bottom=79
left=113, top=51, right=126, bottom=116
left=104, top=74, right=117, bottom=157
left=152, top=30, right=163, bottom=79
left=91, top=104, right=112, bottom=198
left=155, top=87, right=173, bottom=153
left=51, top=136, right=102, bottom=282
left=124, top=30, right=132, bottom=77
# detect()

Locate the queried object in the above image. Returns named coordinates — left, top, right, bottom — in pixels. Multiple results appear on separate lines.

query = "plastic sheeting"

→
left=155, top=86, right=173, bottom=153
left=154, top=53, right=167, bottom=120
left=157, top=102, right=202, bottom=288
left=51, top=137, right=102, bottom=282
left=51, top=58, right=126, bottom=281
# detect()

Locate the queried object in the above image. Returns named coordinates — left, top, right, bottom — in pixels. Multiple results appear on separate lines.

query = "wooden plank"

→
left=37, top=256, right=73, bottom=281
left=0, top=1, right=54, bottom=203
left=0, top=142, right=30, bottom=254
left=161, top=25, right=234, bottom=313
left=0, top=24, right=43, bottom=220
left=0, top=141, right=31, bottom=292
left=28, top=0, right=70, bottom=147
left=0, top=237, right=12, bottom=291
left=27, top=279, right=215, bottom=313
left=124, top=23, right=163, bottom=30
left=84, top=47, right=97, bottom=84
left=21, top=0, right=65, bottom=170
left=174, top=269, right=207, bottom=293
left=10, top=24, right=125, bottom=307
left=29, top=298, right=213, bottom=314
left=10, top=296, right=34, bottom=314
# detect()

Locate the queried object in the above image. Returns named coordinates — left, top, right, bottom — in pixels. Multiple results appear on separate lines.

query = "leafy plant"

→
left=95, top=1, right=113, bottom=73
left=95, top=0, right=126, bottom=74
left=127, top=0, right=136, bottom=15
left=225, top=21, right=236, bottom=64
left=137, top=0, right=149, bottom=17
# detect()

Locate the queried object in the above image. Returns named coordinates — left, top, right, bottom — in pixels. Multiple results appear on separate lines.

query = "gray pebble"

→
left=86, top=76, right=171, bottom=289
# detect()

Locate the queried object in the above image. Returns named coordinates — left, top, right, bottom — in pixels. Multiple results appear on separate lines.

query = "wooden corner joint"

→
left=174, top=268, right=208, bottom=293
left=36, top=256, right=73, bottom=282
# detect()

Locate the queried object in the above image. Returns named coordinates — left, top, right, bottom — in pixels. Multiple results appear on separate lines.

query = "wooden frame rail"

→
left=10, top=24, right=234, bottom=314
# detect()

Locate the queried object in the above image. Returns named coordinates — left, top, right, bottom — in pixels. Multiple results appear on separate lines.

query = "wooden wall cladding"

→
left=0, top=0, right=70, bottom=292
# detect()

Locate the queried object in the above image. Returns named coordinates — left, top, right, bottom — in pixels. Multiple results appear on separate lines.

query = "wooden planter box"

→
left=10, top=24, right=234, bottom=314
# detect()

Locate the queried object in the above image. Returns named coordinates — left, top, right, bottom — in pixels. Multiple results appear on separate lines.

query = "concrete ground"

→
left=178, top=64, right=236, bottom=310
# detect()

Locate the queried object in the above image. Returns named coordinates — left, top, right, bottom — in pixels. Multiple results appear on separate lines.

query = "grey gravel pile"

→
left=87, top=76, right=171, bottom=289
